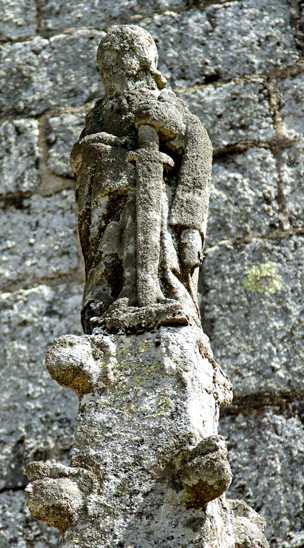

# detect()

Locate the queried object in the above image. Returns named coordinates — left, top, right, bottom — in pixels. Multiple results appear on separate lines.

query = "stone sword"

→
left=127, top=124, right=174, bottom=307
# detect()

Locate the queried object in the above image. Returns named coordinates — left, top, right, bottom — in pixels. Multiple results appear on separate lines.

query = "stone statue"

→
left=71, top=25, right=212, bottom=333
left=25, top=25, right=269, bottom=548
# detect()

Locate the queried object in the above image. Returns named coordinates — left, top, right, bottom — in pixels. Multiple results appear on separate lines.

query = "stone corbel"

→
left=25, top=462, right=99, bottom=533
left=169, top=435, right=232, bottom=507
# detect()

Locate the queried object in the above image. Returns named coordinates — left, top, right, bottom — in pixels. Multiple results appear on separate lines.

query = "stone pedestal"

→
left=25, top=326, right=268, bottom=547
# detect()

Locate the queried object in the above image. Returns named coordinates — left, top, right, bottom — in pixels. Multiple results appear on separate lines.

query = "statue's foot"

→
left=156, top=296, right=175, bottom=304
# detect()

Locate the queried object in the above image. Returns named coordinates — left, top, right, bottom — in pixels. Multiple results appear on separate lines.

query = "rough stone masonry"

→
left=24, top=25, right=269, bottom=548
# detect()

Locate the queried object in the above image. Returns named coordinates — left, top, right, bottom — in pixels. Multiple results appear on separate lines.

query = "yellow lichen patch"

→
left=156, top=392, right=172, bottom=415
left=117, top=347, right=129, bottom=355
left=139, top=340, right=150, bottom=353
left=242, top=262, right=282, bottom=295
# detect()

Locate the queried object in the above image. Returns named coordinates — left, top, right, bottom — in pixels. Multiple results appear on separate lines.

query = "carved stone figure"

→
left=25, top=26, right=270, bottom=548
left=71, top=25, right=212, bottom=334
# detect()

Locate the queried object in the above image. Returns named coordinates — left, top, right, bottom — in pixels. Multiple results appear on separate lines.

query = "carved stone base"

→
left=25, top=326, right=268, bottom=547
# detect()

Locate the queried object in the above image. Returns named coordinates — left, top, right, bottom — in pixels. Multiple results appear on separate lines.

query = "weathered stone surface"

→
left=0, top=190, right=79, bottom=288
left=141, top=1, right=299, bottom=87
left=72, top=26, right=212, bottom=334
left=40, top=0, right=187, bottom=34
left=278, top=72, right=304, bottom=139
left=0, top=283, right=82, bottom=546
left=0, top=284, right=81, bottom=491
left=0, top=0, right=37, bottom=41
left=0, top=490, right=59, bottom=548
left=45, top=83, right=276, bottom=183
left=26, top=328, right=268, bottom=547
left=1, top=3, right=298, bottom=543
left=209, top=148, right=279, bottom=243
left=0, top=30, right=104, bottom=118
left=178, top=78, right=275, bottom=148
left=281, top=137, right=304, bottom=230
left=201, top=236, right=304, bottom=395
left=221, top=406, right=304, bottom=547
left=46, top=111, right=87, bottom=178
left=0, top=119, right=40, bottom=197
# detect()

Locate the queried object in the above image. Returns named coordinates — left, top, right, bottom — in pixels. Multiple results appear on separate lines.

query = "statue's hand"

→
left=79, top=132, right=123, bottom=148
left=135, top=100, right=186, bottom=141
left=180, top=229, right=203, bottom=274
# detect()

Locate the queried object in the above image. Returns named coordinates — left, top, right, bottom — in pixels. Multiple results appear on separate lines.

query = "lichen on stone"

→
left=242, top=262, right=282, bottom=295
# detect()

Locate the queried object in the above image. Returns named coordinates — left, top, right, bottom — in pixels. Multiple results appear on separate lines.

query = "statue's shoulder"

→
left=158, top=89, right=188, bottom=111
left=160, top=89, right=209, bottom=140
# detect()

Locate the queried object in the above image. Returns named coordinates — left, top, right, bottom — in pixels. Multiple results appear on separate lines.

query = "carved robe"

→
left=71, top=87, right=212, bottom=333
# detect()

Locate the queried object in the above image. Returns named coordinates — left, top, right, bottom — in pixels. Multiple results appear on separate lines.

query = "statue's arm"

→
left=134, top=93, right=212, bottom=275
left=78, top=132, right=123, bottom=147
left=70, top=132, right=124, bottom=177
left=134, top=96, right=186, bottom=141
left=170, top=115, right=212, bottom=274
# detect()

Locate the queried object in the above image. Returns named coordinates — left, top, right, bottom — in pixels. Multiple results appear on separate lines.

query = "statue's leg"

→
left=136, top=160, right=165, bottom=306
left=119, top=191, right=137, bottom=306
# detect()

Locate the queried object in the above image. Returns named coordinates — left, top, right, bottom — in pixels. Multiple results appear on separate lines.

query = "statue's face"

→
left=97, top=27, right=158, bottom=85
left=99, top=47, right=142, bottom=80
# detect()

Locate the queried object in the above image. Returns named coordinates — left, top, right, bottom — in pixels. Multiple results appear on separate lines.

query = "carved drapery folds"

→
left=70, top=25, right=212, bottom=335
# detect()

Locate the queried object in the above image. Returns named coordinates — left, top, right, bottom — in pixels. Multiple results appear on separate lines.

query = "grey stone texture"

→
left=0, top=119, right=40, bottom=196
left=0, top=283, right=82, bottom=547
left=221, top=406, right=304, bottom=547
left=0, top=30, right=104, bottom=118
left=0, top=0, right=302, bottom=545
left=0, top=190, right=79, bottom=289
left=46, top=112, right=87, bottom=178
left=0, top=0, right=37, bottom=41
left=209, top=148, right=279, bottom=242
left=278, top=71, right=304, bottom=139
left=141, top=1, right=299, bottom=87
left=24, top=27, right=269, bottom=547
left=0, top=491, right=58, bottom=548
left=201, top=236, right=304, bottom=395
left=71, top=25, right=212, bottom=334
left=281, top=137, right=304, bottom=230
left=39, top=0, right=187, bottom=34
left=178, top=78, right=275, bottom=149
left=44, top=79, right=276, bottom=178
left=25, top=327, right=268, bottom=547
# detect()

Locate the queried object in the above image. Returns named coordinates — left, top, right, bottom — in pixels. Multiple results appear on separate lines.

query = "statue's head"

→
left=97, top=25, right=166, bottom=90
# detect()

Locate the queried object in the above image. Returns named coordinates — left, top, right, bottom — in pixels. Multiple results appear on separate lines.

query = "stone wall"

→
left=0, top=1, right=303, bottom=546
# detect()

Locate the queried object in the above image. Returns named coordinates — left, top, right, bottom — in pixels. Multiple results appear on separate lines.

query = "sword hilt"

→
left=138, top=124, right=159, bottom=151
left=127, top=124, right=174, bottom=170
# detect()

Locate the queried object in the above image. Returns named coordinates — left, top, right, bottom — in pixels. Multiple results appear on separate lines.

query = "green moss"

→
left=101, top=41, right=112, bottom=50
left=242, top=262, right=282, bottom=295
left=97, top=398, right=111, bottom=407
left=114, top=477, right=129, bottom=497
